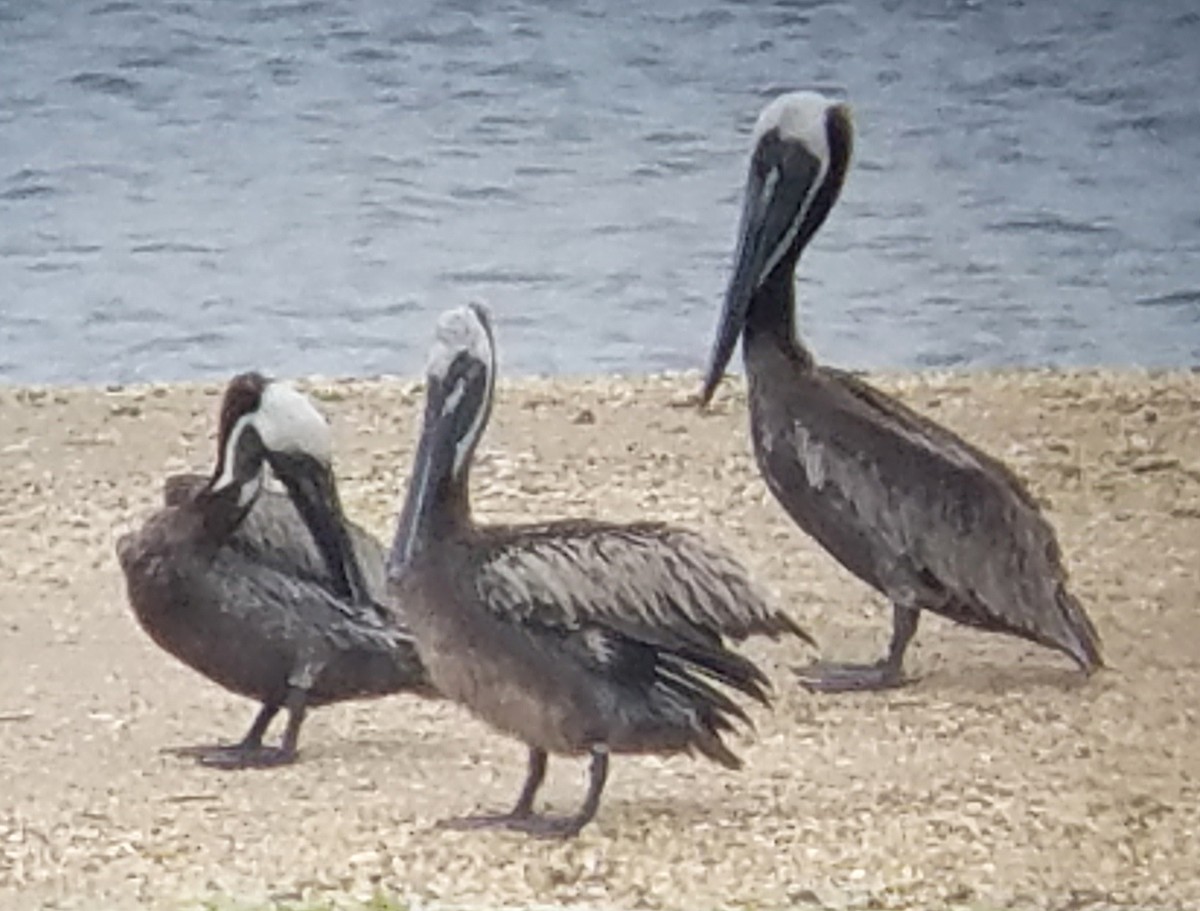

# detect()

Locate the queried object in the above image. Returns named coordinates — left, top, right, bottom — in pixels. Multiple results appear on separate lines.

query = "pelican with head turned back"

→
left=117, top=373, right=433, bottom=768
left=698, top=91, right=1102, bottom=691
left=387, top=303, right=813, bottom=838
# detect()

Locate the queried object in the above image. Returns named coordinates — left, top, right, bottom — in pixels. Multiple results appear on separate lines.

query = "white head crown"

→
left=752, top=90, right=837, bottom=165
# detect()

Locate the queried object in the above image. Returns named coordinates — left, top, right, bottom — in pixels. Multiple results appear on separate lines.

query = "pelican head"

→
left=207, top=372, right=365, bottom=601
left=209, top=373, right=332, bottom=500
left=389, top=302, right=496, bottom=575
left=699, top=91, right=853, bottom=404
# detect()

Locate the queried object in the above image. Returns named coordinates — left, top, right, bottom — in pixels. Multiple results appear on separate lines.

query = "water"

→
left=1, top=0, right=1198, bottom=385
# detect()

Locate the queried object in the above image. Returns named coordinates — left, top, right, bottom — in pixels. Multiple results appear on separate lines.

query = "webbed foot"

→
left=503, top=812, right=589, bottom=839
left=436, top=811, right=586, bottom=839
left=793, top=660, right=911, bottom=693
left=199, top=743, right=297, bottom=769
left=165, top=742, right=297, bottom=769
left=435, top=810, right=530, bottom=832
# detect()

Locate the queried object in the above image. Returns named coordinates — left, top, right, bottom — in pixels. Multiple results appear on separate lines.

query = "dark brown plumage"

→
left=699, top=91, right=1102, bottom=691
left=118, top=374, right=432, bottom=768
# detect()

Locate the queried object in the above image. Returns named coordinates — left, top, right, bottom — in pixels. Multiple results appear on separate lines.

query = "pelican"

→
left=698, top=91, right=1103, bottom=691
left=118, top=372, right=433, bottom=768
left=387, top=303, right=812, bottom=838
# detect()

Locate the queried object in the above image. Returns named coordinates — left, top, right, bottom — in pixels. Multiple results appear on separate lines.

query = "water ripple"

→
left=129, top=241, right=222, bottom=255
left=0, top=184, right=56, bottom=201
left=988, top=214, right=1117, bottom=237
left=1136, top=290, right=1200, bottom=310
left=68, top=72, right=141, bottom=97
left=440, top=269, right=566, bottom=287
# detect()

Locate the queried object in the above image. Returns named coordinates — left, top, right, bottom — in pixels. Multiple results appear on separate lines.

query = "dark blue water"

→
left=1, top=0, right=1198, bottom=384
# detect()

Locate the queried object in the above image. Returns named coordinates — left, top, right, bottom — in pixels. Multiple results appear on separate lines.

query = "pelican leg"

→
left=437, top=747, right=548, bottom=831
left=510, top=747, right=548, bottom=816
left=795, top=604, right=920, bottom=693
left=167, top=701, right=281, bottom=763
left=507, top=746, right=609, bottom=839
left=199, top=687, right=309, bottom=769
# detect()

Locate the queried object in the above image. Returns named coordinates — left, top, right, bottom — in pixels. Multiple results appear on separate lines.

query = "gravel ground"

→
left=0, top=370, right=1197, bottom=911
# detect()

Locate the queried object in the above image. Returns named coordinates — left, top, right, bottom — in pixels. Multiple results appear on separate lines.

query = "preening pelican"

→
left=118, top=373, right=432, bottom=767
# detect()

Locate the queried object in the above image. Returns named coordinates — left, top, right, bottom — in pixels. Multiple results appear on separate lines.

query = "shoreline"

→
left=2, top=362, right=1197, bottom=392
left=1, top=369, right=1198, bottom=910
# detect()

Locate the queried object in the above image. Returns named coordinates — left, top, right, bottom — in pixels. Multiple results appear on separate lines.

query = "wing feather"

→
left=161, top=472, right=397, bottom=630
left=469, top=521, right=812, bottom=649
left=772, top=370, right=1101, bottom=666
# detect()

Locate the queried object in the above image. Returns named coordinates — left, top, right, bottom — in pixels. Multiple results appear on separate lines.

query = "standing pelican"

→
left=118, top=373, right=432, bottom=768
left=698, top=91, right=1102, bottom=691
left=387, top=304, right=812, bottom=838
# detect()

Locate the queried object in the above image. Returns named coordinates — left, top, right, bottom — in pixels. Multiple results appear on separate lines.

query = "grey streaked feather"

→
left=755, top=363, right=1101, bottom=669
left=395, top=516, right=812, bottom=769
left=118, top=472, right=431, bottom=708
left=171, top=537, right=411, bottom=652
left=462, top=519, right=813, bottom=760
left=162, top=472, right=393, bottom=627
left=470, top=520, right=813, bottom=649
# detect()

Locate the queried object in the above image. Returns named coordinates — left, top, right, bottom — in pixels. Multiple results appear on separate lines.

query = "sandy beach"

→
left=0, top=369, right=1197, bottom=911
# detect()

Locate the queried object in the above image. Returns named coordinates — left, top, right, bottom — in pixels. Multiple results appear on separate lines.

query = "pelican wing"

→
left=517, top=611, right=761, bottom=765
left=160, top=472, right=395, bottom=628
left=431, top=521, right=813, bottom=728
left=212, top=544, right=411, bottom=651
left=769, top=368, right=1101, bottom=667
left=468, top=521, right=812, bottom=649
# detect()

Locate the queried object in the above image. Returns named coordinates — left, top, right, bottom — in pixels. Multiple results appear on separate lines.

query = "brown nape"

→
left=209, top=372, right=270, bottom=482
left=827, top=104, right=854, bottom=171
left=218, top=372, right=269, bottom=443
left=794, top=103, right=853, bottom=245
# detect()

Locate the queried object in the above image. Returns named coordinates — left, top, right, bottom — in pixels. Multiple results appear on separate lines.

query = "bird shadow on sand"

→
left=891, top=659, right=1114, bottom=700
left=300, top=733, right=471, bottom=765
left=591, top=792, right=758, bottom=835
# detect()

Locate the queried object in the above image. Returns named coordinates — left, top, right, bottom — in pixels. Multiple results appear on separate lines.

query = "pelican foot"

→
left=436, top=811, right=586, bottom=839
left=793, top=660, right=911, bottom=693
left=204, top=744, right=297, bottom=769
left=435, top=811, right=530, bottom=832
left=164, top=742, right=234, bottom=760
left=503, top=813, right=589, bottom=839
left=166, top=743, right=297, bottom=769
